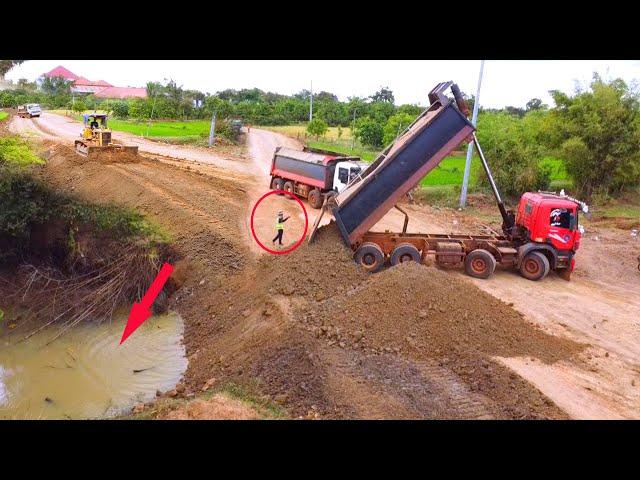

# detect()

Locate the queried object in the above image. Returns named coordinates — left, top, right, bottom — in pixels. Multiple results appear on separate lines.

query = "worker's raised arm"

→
left=283, top=216, right=290, bottom=222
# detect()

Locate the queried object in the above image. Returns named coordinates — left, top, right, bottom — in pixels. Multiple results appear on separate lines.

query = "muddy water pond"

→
left=0, top=312, right=187, bottom=420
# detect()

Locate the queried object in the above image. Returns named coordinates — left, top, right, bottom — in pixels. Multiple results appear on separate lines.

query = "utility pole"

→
left=309, top=80, right=313, bottom=122
left=146, top=93, right=158, bottom=138
left=208, top=110, right=217, bottom=147
left=459, top=60, right=485, bottom=209
left=351, top=108, right=357, bottom=151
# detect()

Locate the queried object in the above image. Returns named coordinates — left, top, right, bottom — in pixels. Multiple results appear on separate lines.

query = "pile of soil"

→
left=257, top=222, right=368, bottom=301
left=180, top=223, right=583, bottom=419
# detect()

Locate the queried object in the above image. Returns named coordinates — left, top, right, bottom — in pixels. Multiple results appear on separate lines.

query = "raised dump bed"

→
left=330, top=82, right=474, bottom=246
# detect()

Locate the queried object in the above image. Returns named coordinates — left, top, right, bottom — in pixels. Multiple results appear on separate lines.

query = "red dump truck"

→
left=269, top=147, right=366, bottom=208
left=309, top=81, right=588, bottom=281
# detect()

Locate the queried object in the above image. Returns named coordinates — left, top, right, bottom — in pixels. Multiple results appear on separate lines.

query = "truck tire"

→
left=271, top=177, right=284, bottom=192
left=520, top=251, right=550, bottom=281
left=390, top=243, right=421, bottom=266
left=354, top=242, right=385, bottom=273
left=464, top=249, right=496, bottom=279
left=308, top=188, right=323, bottom=209
left=283, top=181, right=295, bottom=197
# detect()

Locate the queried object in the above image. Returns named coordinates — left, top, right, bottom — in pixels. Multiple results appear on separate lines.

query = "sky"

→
left=6, top=60, right=640, bottom=109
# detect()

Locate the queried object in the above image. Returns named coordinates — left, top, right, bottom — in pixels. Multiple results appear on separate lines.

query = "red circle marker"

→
left=250, top=190, right=309, bottom=255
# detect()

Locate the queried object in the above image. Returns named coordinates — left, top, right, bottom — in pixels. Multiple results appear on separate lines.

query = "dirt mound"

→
left=307, top=261, right=581, bottom=363
left=181, top=222, right=582, bottom=418
left=257, top=222, right=368, bottom=301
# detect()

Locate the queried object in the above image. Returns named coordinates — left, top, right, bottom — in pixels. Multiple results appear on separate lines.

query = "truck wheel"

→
left=464, top=249, right=496, bottom=279
left=354, top=242, right=385, bottom=273
left=283, top=181, right=295, bottom=197
left=520, top=251, right=550, bottom=281
left=390, top=243, right=421, bottom=266
left=271, top=177, right=284, bottom=192
left=308, top=189, right=323, bottom=209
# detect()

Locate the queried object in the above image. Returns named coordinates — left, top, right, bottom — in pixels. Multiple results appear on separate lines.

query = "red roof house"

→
left=40, top=66, right=145, bottom=98
left=43, top=65, right=80, bottom=82
left=94, top=86, right=147, bottom=99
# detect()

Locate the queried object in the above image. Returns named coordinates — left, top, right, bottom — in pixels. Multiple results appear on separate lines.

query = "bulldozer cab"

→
left=81, top=114, right=111, bottom=145
left=84, top=113, right=108, bottom=130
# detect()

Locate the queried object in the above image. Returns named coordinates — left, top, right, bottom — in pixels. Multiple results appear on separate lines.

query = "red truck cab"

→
left=515, top=192, right=582, bottom=279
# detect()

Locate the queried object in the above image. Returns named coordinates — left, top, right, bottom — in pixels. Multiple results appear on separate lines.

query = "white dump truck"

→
left=17, top=103, right=42, bottom=118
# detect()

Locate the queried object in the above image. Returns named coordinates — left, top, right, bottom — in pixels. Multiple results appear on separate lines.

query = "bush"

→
left=355, top=117, right=384, bottom=148
left=72, top=99, right=87, bottom=113
left=0, top=136, right=44, bottom=167
left=111, top=100, right=129, bottom=118
left=383, top=112, right=414, bottom=145
left=307, top=118, right=328, bottom=138
left=0, top=167, right=60, bottom=240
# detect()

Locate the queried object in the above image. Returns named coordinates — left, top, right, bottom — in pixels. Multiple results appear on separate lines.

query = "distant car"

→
left=17, top=103, right=42, bottom=118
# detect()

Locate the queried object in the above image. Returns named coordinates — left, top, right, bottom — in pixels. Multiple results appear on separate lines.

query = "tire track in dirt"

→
left=111, top=164, right=238, bottom=232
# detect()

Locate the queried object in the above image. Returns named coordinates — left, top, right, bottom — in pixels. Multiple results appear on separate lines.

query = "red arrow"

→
left=120, top=262, right=174, bottom=345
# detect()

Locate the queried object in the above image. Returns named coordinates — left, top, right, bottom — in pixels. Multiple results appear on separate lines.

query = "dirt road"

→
left=9, top=112, right=255, bottom=173
left=12, top=113, right=640, bottom=419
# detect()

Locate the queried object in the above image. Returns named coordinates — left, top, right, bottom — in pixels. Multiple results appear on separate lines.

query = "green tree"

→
left=355, top=117, right=384, bottom=148
left=0, top=60, right=23, bottom=81
left=111, top=100, right=129, bottom=118
left=546, top=74, right=640, bottom=197
left=204, top=96, right=233, bottom=119
left=383, top=112, right=414, bottom=145
left=526, top=98, right=544, bottom=111
left=146, top=81, right=163, bottom=98
left=307, top=118, right=328, bottom=139
left=476, top=111, right=550, bottom=198
left=397, top=104, right=423, bottom=117
left=72, top=99, right=87, bottom=113
left=370, top=87, right=394, bottom=104
left=40, top=76, right=73, bottom=96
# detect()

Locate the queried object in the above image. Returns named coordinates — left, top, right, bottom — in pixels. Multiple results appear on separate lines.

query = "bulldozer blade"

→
left=119, top=146, right=139, bottom=155
left=75, top=144, right=88, bottom=157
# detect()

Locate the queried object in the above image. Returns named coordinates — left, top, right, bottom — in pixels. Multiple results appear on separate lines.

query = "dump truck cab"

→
left=333, top=160, right=365, bottom=193
left=516, top=192, right=582, bottom=252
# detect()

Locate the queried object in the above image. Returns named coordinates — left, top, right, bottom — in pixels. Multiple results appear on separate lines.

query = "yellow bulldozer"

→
left=75, top=113, right=138, bottom=158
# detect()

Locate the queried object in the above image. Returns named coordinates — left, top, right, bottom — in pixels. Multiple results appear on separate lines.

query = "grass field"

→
left=0, top=111, right=8, bottom=122
left=49, top=110, right=211, bottom=139
left=307, top=138, right=569, bottom=190
left=263, top=124, right=354, bottom=141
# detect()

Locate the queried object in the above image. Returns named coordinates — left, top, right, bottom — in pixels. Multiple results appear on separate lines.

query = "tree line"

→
left=1, top=69, right=638, bottom=200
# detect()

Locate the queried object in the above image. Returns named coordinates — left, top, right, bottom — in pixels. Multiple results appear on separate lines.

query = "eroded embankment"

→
left=0, top=152, right=176, bottom=340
